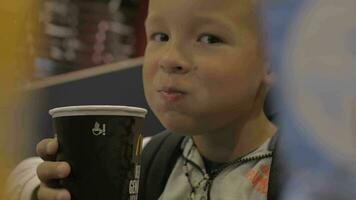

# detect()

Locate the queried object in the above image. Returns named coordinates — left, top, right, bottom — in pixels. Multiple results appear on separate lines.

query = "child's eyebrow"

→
left=144, top=15, right=163, bottom=27
left=145, top=14, right=235, bottom=32
left=191, top=14, right=235, bottom=29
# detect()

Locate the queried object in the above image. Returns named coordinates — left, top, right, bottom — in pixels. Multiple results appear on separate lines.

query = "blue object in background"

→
left=262, top=1, right=356, bottom=199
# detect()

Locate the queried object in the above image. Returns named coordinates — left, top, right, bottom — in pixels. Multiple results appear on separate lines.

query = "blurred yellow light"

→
left=0, top=0, right=39, bottom=198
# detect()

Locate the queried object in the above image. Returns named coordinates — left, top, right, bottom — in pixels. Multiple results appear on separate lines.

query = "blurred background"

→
left=0, top=0, right=355, bottom=199
left=0, top=0, right=37, bottom=197
left=21, top=0, right=148, bottom=79
left=262, top=0, right=356, bottom=199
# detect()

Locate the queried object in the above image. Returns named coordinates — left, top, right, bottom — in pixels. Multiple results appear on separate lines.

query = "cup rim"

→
left=49, top=105, right=148, bottom=118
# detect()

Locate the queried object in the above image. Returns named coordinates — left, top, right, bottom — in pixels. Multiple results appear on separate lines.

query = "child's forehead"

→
left=147, top=0, right=258, bottom=28
left=148, top=0, right=257, bottom=17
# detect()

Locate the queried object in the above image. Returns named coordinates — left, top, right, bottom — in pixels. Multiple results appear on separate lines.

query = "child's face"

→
left=143, top=0, right=271, bottom=135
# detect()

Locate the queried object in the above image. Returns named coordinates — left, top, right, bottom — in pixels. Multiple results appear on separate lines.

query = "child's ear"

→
left=264, top=71, right=276, bottom=86
left=263, top=64, right=276, bottom=86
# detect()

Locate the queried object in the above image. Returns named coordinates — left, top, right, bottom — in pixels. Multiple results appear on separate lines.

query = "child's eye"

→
left=150, top=33, right=169, bottom=42
left=198, top=34, right=224, bottom=44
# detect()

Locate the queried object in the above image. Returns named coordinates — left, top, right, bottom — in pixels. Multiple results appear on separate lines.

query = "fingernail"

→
left=56, top=164, right=67, bottom=177
left=56, top=192, right=68, bottom=200
left=46, top=141, right=55, bottom=154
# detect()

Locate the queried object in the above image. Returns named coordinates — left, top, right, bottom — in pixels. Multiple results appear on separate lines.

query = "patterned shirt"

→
left=159, top=137, right=274, bottom=200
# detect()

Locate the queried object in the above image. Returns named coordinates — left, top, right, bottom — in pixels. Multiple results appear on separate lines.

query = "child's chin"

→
left=163, top=123, right=202, bottom=136
left=156, top=111, right=203, bottom=135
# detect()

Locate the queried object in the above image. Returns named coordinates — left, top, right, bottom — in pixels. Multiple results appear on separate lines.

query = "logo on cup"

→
left=92, top=122, right=106, bottom=136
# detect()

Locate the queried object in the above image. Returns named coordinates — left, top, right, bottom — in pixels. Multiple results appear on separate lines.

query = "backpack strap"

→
left=267, top=133, right=286, bottom=200
left=138, top=130, right=185, bottom=200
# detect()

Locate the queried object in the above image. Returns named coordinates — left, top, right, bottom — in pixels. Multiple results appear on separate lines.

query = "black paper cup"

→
left=49, top=105, right=147, bottom=200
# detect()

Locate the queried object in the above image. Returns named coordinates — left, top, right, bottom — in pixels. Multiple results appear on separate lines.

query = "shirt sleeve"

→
left=5, top=157, right=43, bottom=200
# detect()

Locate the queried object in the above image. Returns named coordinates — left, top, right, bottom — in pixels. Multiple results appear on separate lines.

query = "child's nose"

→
left=158, top=46, right=193, bottom=74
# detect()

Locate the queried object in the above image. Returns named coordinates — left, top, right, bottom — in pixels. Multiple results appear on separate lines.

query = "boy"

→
left=10, top=0, right=278, bottom=199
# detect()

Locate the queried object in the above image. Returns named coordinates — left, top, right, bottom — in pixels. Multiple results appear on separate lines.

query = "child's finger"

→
left=37, top=161, right=71, bottom=183
left=36, top=138, right=58, bottom=161
left=37, top=183, right=71, bottom=200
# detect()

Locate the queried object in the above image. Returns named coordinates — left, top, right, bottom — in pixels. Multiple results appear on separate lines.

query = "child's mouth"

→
left=158, top=87, right=187, bottom=102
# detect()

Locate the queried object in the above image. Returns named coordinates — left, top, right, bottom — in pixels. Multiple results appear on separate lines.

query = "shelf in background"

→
left=24, top=57, right=144, bottom=91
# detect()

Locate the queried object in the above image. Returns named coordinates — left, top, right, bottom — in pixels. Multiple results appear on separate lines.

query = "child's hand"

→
left=36, top=138, right=71, bottom=200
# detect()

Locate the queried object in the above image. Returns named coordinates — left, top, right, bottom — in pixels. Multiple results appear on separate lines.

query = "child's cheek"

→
left=143, top=55, right=160, bottom=79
